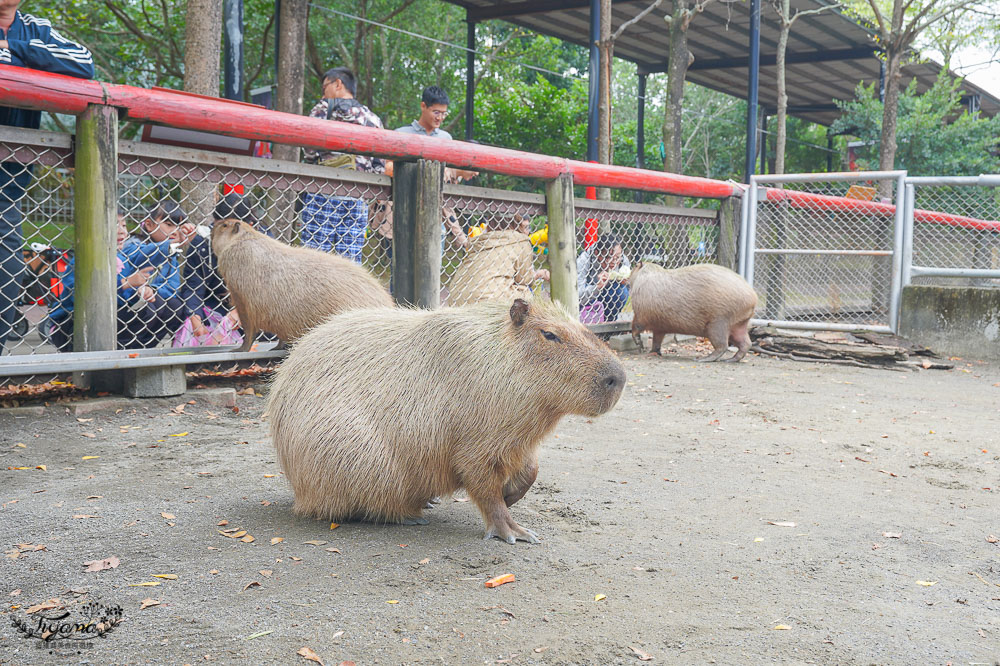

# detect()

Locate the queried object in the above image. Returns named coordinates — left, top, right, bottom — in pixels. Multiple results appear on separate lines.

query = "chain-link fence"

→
left=745, top=172, right=906, bottom=332
left=903, top=176, right=1000, bottom=287
left=574, top=199, right=721, bottom=325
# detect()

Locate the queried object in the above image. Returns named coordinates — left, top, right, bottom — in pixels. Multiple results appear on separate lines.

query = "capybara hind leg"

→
left=697, top=320, right=731, bottom=362
left=401, top=516, right=429, bottom=525
left=503, top=454, right=538, bottom=508
left=725, top=321, right=752, bottom=363
left=650, top=331, right=666, bottom=355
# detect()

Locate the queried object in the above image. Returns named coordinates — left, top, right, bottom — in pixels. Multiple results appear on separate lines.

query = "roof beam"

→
left=467, top=0, right=633, bottom=21
left=639, top=46, right=880, bottom=74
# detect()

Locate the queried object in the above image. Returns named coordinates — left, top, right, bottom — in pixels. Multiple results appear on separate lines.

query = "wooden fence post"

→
left=546, top=173, right=578, bottom=316
left=392, top=159, right=442, bottom=308
left=73, top=104, right=118, bottom=390
left=716, top=195, right=740, bottom=272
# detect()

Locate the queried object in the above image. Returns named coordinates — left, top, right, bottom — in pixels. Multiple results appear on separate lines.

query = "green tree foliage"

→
left=831, top=74, right=1000, bottom=175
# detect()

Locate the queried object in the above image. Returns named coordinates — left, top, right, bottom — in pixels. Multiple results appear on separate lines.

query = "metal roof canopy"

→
left=446, top=0, right=999, bottom=128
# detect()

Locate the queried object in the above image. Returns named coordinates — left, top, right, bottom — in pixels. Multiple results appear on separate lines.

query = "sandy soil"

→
left=1, top=343, right=999, bottom=665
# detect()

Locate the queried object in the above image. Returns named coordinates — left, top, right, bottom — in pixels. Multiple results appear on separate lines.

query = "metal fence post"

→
left=745, top=179, right=760, bottom=289
left=888, top=171, right=906, bottom=332
left=901, top=182, right=914, bottom=288
left=392, top=159, right=442, bottom=308
left=546, top=173, right=578, bottom=316
left=73, top=103, right=118, bottom=390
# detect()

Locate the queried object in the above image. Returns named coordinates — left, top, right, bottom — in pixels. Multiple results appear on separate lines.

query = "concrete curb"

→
left=0, top=387, right=238, bottom=418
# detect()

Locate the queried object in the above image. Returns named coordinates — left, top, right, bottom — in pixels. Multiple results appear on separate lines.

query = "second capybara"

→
left=210, top=218, right=392, bottom=351
left=267, top=298, right=626, bottom=544
left=629, top=262, right=758, bottom=362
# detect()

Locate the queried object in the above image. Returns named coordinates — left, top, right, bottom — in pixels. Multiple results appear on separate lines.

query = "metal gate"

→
left=741, top=171, right=906, bottom=333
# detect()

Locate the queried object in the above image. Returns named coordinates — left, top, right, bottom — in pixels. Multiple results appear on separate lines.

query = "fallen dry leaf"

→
left=82, top=556, right=120, bottom=572
left=594, top=593, right=606, bottom=602
left=26, top=599, right=61, bottom=614
left=303, top=540, right=328, bottom=546
left=161, top=512, right=175, bottom=520
left=73, top=514, right=100, bottom=519
left=81, top=433, right=96, bottom=439
left=329, top=523, right=339, bottom=530
left=297, top=646, right=324, bottom=665
left=326, top=548, right=341, bottom=554
left=270, top=537, right=284, bottom=545
left=419, top=558, right=429, bottom=565
left=10, top=589, right=21, bottom=597
left=630, top=646, right=653, bottom=661
left=128, top=582, right=161, bottom=587
left=987, top=535, right=998, bottom=544
left=240, top=535, right=255, bottom=543
left=882, top=532, right=902, bottom=539
left=243, top=581, right=261, bottom=592
left=209, top=569, right=220, bottom=575
left=168, top=432, right=189, bottom=437
left=140, top=598, right=160, bottom=610
left=331, top=630, right=344, bottom=640
left=767, top=521, right=796, bottom=527
left=533, top=647, right=548, bottom=653
left=916, top=580, right=937, bottom=586
left=259, top=570, right=273, bottom=578
left=152, top=574, right=178, bottom=580
left=774, top=624, right=792, bottom=630
left=217, top=520, right=229, bottom=527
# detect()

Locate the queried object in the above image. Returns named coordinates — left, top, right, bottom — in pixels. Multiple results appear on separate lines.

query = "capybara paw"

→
left=425, top=496, right=442, bottom=509
left=401, top=516, right=429, bottom=526
left=483, top=523, right=540, bottom=545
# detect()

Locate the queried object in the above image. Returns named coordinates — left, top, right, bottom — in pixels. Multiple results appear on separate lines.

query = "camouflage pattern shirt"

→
left=304, top=97, right=387, bottom=174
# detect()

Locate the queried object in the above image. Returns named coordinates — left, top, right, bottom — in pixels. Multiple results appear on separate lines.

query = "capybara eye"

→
left=541, top=330, right=561, bottom=343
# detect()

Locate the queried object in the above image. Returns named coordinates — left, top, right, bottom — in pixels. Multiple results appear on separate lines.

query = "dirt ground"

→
left=1, top=341, right=999, bottom=665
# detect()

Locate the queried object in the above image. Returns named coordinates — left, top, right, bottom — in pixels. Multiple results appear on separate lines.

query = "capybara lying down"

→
left=267, top=298, right=626, bottom=544
left=630, top=262, right=757, bottom=362
left=211, top=218, right=392, bottom=351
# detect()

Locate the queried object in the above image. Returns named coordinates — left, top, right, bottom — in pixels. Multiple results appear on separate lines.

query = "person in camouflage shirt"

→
left=301, top=67, right=385, bottom=263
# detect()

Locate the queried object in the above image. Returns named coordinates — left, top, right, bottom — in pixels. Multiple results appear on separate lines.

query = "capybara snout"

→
left=591, top=360, right=626, bottom=415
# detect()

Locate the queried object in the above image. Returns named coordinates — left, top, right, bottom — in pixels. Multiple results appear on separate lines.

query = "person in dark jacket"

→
left=0, top=2, right=94, bottom=353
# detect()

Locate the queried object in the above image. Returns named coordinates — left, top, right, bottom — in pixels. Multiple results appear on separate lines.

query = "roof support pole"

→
left=826, top=132, right=833, bottom=172
left=743, top=0, right=760, bottom=183
left=465, top=15, right=476, bottom=141
left=587, top=0, right=600, bottom=162
left=635, top=71, right=647, bottom=203
left=759, top=112, right=767, bottom=175
left=223, top=0, right=245, bottom=100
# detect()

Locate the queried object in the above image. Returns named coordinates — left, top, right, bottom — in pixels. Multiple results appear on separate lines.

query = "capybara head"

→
left=505, top=298, right=626, bottom=417
left=210, top=217, right=251, bottom=255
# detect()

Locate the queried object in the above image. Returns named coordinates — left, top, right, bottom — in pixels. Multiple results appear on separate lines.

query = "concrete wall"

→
left=899, top=285, right=1000, bottom=361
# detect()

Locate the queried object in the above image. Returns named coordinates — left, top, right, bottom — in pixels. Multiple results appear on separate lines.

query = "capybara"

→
left=267, top=298, right=626, bottom=544
left=210, top=218, right=392, bottom=351
left=629, top=262, right=757, bottom=362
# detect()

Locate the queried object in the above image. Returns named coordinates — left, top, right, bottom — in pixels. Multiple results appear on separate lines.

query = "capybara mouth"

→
left=590, top=361, right=626, bottom=415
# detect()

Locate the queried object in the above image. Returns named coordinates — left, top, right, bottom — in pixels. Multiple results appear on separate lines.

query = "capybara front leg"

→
left=725, top=320, right=752, bottom=363
left=239, top=324, right=259, bottom=352
left=697, top=320, right=731, bottom=362
left=631, top=322, right=645, bottom=352
left=650, top=331, right=666, bottom=355
left=471, top=484, right=539, bottom=544
left=503, top=454, right=538, bottom=508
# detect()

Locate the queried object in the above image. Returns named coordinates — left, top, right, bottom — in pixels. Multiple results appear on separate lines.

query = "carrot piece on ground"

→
left=484, top=573, right=515, bottom=588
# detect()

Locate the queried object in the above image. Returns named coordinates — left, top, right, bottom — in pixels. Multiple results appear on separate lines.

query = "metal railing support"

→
left=888, top=171, right=906, bottom=332
left=392, top=159, right=443, bottom=309
left=546, top=173, right=578, bottom=316
left=72, top=103, right=119, bottom=389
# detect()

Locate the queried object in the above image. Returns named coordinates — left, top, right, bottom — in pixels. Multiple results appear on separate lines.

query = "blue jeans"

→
left=598, top=282, right=629, bottom=322
left=0, top=167, right=30, bottom=353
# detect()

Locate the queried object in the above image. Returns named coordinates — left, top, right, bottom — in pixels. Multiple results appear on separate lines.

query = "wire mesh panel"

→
left=0, top=128, right=75, bottom=359
left=113, top=142, right=392, bottom=352
left=441, top=184, right=549, bottom=307
left=748, top=174, right=903, bottom=331
left=574, top=199, right=720, bottom=325
left=908, top=182, right=1000, bottom=287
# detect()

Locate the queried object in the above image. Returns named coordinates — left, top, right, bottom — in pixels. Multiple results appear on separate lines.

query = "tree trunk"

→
left=597, top=0, right=612, bottom=200
left=183, top=0, right=222, bottom=95
left=272, top=0, right=308, bottom=243
left=774, top=7, right=790, bottom=175
left=878, top=47, right=903, bottom=176
left=662, top=5, right=689, bottom=177
left=273, top=0, right=307, bottom=162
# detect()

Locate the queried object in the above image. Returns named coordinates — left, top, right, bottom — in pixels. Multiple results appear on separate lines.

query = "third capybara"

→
left=210, top=218, right=392, bottom=351
left=267, top=298, right=626, bottom=544
left=629, top=262, right=757, bottom=362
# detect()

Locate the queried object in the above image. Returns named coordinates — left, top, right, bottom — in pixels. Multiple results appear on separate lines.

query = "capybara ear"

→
left=509, top=299, right=530, bottom=326
left=231, top=221, right=241, bottom=234
left=634, top=260, right=644, bottom=271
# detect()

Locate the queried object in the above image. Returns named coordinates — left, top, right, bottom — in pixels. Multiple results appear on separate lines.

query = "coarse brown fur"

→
left=267, top=298, right=627, bottom=544
left=211, top=219, right=392, bottom=351
left=629, top=262, right=758, bottom=362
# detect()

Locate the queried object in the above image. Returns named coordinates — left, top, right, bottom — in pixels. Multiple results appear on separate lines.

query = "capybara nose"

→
left=603, top=364, right=626, bottom=393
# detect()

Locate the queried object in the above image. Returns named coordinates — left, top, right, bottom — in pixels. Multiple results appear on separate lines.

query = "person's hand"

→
left=123, top=266, right=155, bottom=290
left=138, top=285, right=156, bottom=302
left=0, top=40, right=8, bottom=49
left=596, top=270, right=609, bottom=291
left=534, top=268, right=550, bottom=282
left=178, top=222, right=197, bottom=247
left=454, top=231, right=469, bottom=249
left=189, top=314, right=208, bottom=338
left=225, top=309, right=241, bottom=328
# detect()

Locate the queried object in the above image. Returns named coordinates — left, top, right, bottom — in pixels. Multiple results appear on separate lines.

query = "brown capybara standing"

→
left=630, top=262, right=757, bottom=362
left=267, top=298, right=626, bottom=544
left=210, top=219, right=392, bottom=351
